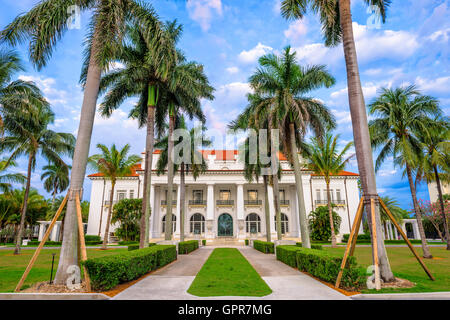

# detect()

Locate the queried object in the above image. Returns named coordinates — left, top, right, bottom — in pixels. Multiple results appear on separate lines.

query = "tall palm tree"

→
left=230, top=93, right=285, bottom=240
left=1, top=0, right=168, bottom=283
left=155, top=117, right=211, bottom=241
left=99, top=21, right=180, bottom=248
left=248, top=46, right=336, bottom=247
left=281, top=0, right=395, bottom=281
left=41, top=163, right=71, bottom=208
left=415, top=118, right=450, bottom=249
left=307, top=132, right=353, bottom=247
left=88, top=143, right=140, bottom=250
left=369, top=85, right=442, bottom=258
left=1, top=95, right=75, bottom=255
left=0, top=159, right=26, bottom=193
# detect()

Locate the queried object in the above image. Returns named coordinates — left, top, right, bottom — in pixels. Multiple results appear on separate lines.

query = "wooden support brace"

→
left=370, top=198, right=381, bottom=290
left=75, top=192, right=91, bottom=292
left=14, top=193, right=69, bottom=292
left=378, top=196, right=435, bottom=281
left=335, top=197, right=364, bottom=288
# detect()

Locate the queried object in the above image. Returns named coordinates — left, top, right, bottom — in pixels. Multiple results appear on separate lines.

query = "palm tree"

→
left=248, top=46, right=336, bottom=247
left=0, top=159, right=26, bottom=193
left=229, top=93, right=285, bottom=240
left=369, top=85, right=442, bottom=258
left=1, top=95, right=75, bottom=255
left=307, top=132, right=353, bottom=247
left=155, top=117, right=211, bottom=241
left=415, top=118, right=450, bottom=249
left=281, top=0, right=395, bottom=281
left=1, top=0, right=168, bottom=283
left=88, top=143, right=140, bottom=249
left=98, top=21, right=180, bottom=248
left=41, top=163, right=71, bottom=208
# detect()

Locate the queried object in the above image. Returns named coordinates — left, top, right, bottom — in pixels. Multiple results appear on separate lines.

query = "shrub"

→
left=85, top=235, right=101, bottom=242
left=342, top=234, right=371, bottom=242
left=83, top=245, right=177, bottom=291
left=111, top=198, right=142, bottom=241
left=296, top=247, right=364, bottom=289
left=178, top=240, right=199, bottom=254
left=245, top=239, right=249, bottom=246
left=202, top=239, right=206, bottom=246
left=86, top=241, right=102, bottom=245
left=253, top=240, right=274, bottom=254
left=128, top=245, right=139, bottom=251
left=27, top=241, right=61, bottom=246
left=275, top=245, right=299, bottom=267
left=308, top=206, right=341, bottom=241
left=118, top=240, right=139, bottom=245
left=296, top=242, right=323, bottom=250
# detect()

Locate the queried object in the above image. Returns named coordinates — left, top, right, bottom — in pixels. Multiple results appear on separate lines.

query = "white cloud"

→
left=330, top=82, right=379, bottom=104
left=428, top=27, right=450, bottom=43
left=186, top=0, right=222, bottom=32
left=18, top=74, right=69, bottom=105
left=226, top=66, right=240, bottom=74
left=416, top=76, right=450, bottom=94
left=238, top=43, right=273, bottom=64
left=284, top=19, right=308, bottom=45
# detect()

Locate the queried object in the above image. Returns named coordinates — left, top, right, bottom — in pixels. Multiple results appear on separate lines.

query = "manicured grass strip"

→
left=187, top=248, right=272, bottom=297
left=0, top=248, right=128, bottom=292
left=324, top=247, right=450, bottom=294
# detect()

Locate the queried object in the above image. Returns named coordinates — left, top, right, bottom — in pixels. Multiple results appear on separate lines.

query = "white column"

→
left=394, top=223, right=399, bottom=240
left=50, top=223, right=58, bottom=241
left=207, top=184, right=214, bottom=220
left=237, top=183, right=244, bottom=220
left=413, top=221, right=420, bottom=240
left=149, top=184, right=155, bottom=239
left=38, top=223, right=45, bottom=241
left=175, top=184, right=181, bottom=237
left=267, top=185, right=276, bottom=234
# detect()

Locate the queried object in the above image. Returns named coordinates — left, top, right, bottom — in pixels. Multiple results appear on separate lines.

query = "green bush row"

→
left=296, top=242, right=323, bottom=250
left=83, top=245, right=177, bottom=291
left=276, top=245, right=364, bottom=289
left=127, top=243, right=155, bottom=251
left=85, top=235, right=101, bottom=242
left=342, top=234, right=371, bottom=242
left=202, top=239, right=206, bottom=246
left=253, top=240, right=274, bottom=254
left=245, top=239, right=249, bottom=245
left=27, top=240, right=102, bottom=246
left=118, top=240, right=139, bottom=245
left=178, top=240, right=199, bottom=254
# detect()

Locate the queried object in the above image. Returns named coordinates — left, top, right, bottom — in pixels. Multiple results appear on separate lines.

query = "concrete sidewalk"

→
left=352, top=292, right=450, bottom=300
left=114, top=246, right=349, bottom=300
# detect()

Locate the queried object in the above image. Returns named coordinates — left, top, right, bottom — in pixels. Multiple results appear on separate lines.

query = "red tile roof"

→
left=87, top=163, right=142, bottom=177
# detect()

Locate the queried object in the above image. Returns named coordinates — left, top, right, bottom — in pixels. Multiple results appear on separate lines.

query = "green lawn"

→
left=324, top=246, right=450, bottom=293
left=0, top=248, right=128, bottom=292
left=187, top=248, right=272, bottom=297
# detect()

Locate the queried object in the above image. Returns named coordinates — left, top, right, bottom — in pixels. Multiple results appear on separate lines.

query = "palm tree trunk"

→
left=59, top=215, right=65, bottom=242
left=13, top=153, right=33, bottom=255
left=326, top=181, right=337, bottom=247
left=180, top=163, right=186, bottom=242
left=263, top=175, right=271, bottom=242
left=338, top=0, right=394, bottom=282
left=165, top=114, right=175, bottom=240
left=102, top=181, right=115, bottom=250
left=54, top=29, right=102, bottom=284
left=289, top=122, right=311, bottom=248
left=406, top=164, right=432, bottom=258
left=269, top=118, right=282, bottom=240
left=140, top=102, right=156, bottom=248
left=433, top=165, right=450, bottom=250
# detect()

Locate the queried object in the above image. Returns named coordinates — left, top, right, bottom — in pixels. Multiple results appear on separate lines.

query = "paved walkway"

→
left=113, top=246, right=349, bottom=300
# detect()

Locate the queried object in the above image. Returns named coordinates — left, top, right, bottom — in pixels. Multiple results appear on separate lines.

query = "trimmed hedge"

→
left=296, top=242, right=323, bottom=250
left=245, top=239, right=249, bottom=246
left=253, top=240, right=274, bottom=254
left=27, top=240, right=102, bottom=246
left=83, top=245, right=177, bottom=291
left=85, top=235, right=101, bottom=242
left=276, top=245, right=364, bottom=289
left=178, top=240, right=199, bottom=254
left=296, top=247, right=364, bottom=289
left=128, top=243, right=155, bottom=251
left=202, top=239, right=206, bottom=246
left=118, top=241, right=139, bottom=245
left=342, top=234, right=371, bottom=243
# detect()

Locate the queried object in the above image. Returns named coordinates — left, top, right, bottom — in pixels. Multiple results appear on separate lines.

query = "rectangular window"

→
left=117, top=190, right=126, bottom=201
left=316, top=189, right=321, bottom=201
left=129, top=190, right=135, bottom=199
left=193, top=190, right=203, bottom=201
left=279, top=189, right=285, bottom=201
left=247, top=190, right=258, bottom=201
left=219, top=190, right=231, bottom=200
left=336, top=189, right=341, bottom=201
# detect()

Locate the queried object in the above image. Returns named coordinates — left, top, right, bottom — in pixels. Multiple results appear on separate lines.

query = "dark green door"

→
left=218, top=213, right=233, bottom=236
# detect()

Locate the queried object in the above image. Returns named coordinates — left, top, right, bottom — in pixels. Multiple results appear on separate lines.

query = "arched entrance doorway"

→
left=218, top=213, right=233, bottom=236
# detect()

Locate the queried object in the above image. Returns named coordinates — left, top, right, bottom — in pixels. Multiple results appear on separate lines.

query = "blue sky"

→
left=0, top=0, right=449, bottom=210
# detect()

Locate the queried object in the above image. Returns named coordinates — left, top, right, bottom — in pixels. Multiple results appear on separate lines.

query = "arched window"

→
left=162, top=214, right=177, bottom=233
left=190, top=213, right=205, bottom=234
left=274, top=213, right=289, bottom=234
left=246, top=213, right=261, bottom=233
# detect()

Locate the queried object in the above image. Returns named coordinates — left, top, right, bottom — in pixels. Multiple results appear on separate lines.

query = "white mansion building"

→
left=86, top=150, right=362, bottom=241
